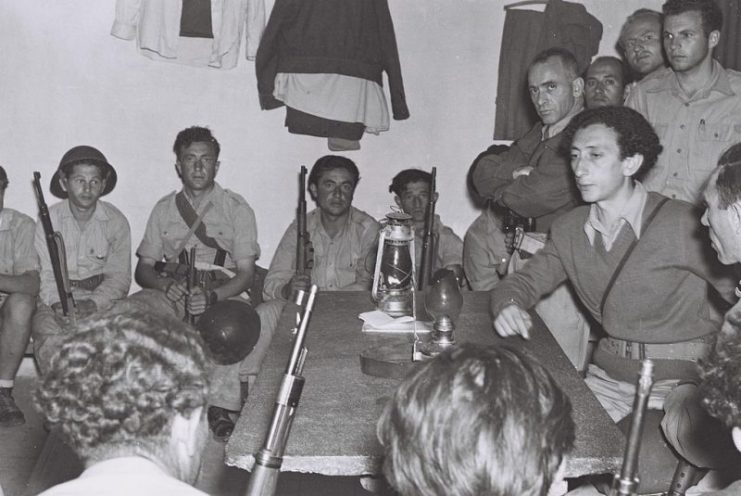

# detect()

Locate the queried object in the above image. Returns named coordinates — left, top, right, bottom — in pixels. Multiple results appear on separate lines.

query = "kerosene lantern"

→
left=415, top=268, right=463, bottom=359
left=371, top=211, right=416, bottom=317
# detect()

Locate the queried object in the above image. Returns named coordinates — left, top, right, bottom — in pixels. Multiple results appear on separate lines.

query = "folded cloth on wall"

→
left=285, top=107, right=365, bottom=141
left=256, top=0, right=409, bottom=141
left=112, top=0, right=265, bottom=68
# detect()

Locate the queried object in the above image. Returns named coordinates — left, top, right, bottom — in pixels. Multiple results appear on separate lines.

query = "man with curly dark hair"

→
left=377, top=343, right=574, bottom=496
left=35, top=304, right=210, bottom=495
left=626, top=0, right=741, bottom=204
left=491, top=106, right=736, bottom=491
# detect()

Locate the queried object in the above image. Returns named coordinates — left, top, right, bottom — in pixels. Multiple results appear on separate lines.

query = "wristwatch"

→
left=208, top=290, right=218, bottom=306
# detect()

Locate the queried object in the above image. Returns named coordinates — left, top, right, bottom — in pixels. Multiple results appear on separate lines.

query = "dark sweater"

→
left=492, top=193, right=734, bottom=344
left=255, top=0, right=409, bottom=120
left=471, top=122, right=581, bottom=233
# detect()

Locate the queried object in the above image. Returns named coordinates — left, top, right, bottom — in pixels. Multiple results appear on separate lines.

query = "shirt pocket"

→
left=697, top=122, right=735, bottom=171
left=699, top=122, right=734, bottom=143
left=207, top=220, right=234, bottom=254
left=162, top=221, right=191, bottom=259
left=83, top=238, right=110, bottom=273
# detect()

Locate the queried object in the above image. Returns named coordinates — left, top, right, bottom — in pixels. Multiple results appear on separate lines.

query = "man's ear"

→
left=433, top=192, right=439, bottom=203
left=709, top=30, right=720, bottom=49
left=394, top=194, right=402, bottom=209
left=175, top=162, right=183, bottom=178
left=308, top=183, right=318, bottom=202
left=58, top=174, right=69, bottom=193
left=171, top=406, right=204, bottom=457
left=622, top=153, right=644, bottom=177
left=732, top=426, right=741, bottom=453
left=730, top=202, right=741, bottom=234
left=572, top=77, right=585, bottom=98
left=213, top=161, right=220, bottom=177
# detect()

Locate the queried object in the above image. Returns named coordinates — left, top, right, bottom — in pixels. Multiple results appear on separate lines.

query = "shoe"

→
left=208, top=406, right=235, bottom=442
left=0, top=388, right=25, bottom=427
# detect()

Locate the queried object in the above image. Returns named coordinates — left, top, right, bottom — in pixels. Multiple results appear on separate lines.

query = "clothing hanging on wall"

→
left=255, top=0, right=410, bottom=148
left=715, top=0, right=741, bottom=72
left=111, top=0, right=265, bottom=69
left=494, top=0, right=602, bottom=140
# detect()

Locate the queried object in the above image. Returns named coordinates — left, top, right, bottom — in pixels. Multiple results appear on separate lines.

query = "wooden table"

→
left=226, top=291, right=624, bottom=478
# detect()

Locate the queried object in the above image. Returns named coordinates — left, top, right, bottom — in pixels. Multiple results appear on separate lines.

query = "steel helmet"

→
left=196, top=300, right=261, bottom=365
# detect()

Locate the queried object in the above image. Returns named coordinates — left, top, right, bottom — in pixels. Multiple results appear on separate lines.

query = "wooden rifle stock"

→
left=418, top=166, right=437, bottom=289
left=245, top=285, right=318, bottom=496
left=33, top=172, right=76, bottom=317
left=294, top=166, right=309, bottom=305
left=610, top=360, right=654, bottom=496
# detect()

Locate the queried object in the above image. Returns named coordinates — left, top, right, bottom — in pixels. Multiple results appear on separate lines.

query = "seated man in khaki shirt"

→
left=264, top=155, right=379, bottom=300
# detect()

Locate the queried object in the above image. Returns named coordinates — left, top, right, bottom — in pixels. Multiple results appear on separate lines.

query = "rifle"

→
left=245, top=285, right=318, bottom=496
left=184, top=246, right=198, bottom=325
left=32, top=172, right=76, bottom=321
left=418, top=166, right=437, bottom=290
left=294, top=166, right=309, bottom=305
left=610, top=360, right=654, bottom=496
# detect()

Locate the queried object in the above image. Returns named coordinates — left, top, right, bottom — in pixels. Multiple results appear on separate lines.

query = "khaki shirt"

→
left=34, top=200, right=131, bottom=309
left=626, top=62, right=741, bottom=203
left=0, top=208, right=39, bottom=277
left=263, top=206, right=379, bottom=300
left=137, top=182, right=260, bottom=268
left=463, top=210, right=507, bottom=291
left=413, top=214, right=462, bottom=275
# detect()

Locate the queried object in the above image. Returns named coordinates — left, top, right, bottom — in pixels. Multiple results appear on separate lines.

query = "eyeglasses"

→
left=623, top=32, right=659, bottom=50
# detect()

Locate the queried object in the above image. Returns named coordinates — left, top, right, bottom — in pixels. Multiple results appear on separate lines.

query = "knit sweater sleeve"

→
left=490, top=237, right=569, bottom=316
left=376, top=0, right=409, bottom=120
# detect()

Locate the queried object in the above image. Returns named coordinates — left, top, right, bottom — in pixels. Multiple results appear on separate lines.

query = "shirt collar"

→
left=542, top=101, right=584, bottom=140
left=60, top=199, right=109, bottom=222
left=584, top=182, right=648, bottom=246
left=181, top=182, right=223, bottom=210
left=651, top=60, right=735, bottom=99
left=310, top=206, right=355, bottom=239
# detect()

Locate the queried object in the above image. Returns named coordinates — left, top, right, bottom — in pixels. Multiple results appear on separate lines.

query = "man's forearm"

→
left=135, top=263, right=172, bottom=292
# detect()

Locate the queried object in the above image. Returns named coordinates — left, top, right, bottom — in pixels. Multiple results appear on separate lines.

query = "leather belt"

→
left=69, top=274, right=104, bottom=291
left=599, top=336, right=711, bottom=362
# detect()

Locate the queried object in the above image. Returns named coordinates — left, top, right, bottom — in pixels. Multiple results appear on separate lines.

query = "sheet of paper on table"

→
left=358, top=310, right=432, bottom=334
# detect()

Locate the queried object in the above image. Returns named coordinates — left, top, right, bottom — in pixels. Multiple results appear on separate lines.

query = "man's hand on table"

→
left=493, top=303, right=531, bottom=339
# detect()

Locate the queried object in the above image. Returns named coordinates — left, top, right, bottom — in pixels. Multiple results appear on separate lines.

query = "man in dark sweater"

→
left=491, top=107, right=735, bottom=479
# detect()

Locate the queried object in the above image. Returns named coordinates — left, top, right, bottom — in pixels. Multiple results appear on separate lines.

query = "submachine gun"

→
left=294, top=165, right=310, bottom=305
left=610, top=360, right=654, bottom=496
left=33, top=171, right=76, bottom=323
left=245, top=285, right=318, bottom=496
left=417, top=166, right=437, bottom=290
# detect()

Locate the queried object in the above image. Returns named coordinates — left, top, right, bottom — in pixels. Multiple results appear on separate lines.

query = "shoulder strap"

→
left=174, top=192, right=227, bottom=265
left=600, top=197, right=670, bottom=316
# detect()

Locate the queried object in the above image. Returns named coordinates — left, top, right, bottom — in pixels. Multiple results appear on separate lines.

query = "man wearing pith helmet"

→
left=32, top=145, right=131, bottom=376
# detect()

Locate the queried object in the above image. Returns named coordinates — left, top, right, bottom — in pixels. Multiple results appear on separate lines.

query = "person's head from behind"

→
left=585, top=56, right=627, bottom=109
left=389, top=169, right=436, bottom=225
left=619, top=9, right=665, bottom=78
left=701, top=144, right=741, bottom=265
left=563, top=107, right=662, bottom=205
left=35, top=306, right=209, bottom=485
left=173, top=126, right=221, bottom=194
left=308, top=155, right=360, bottom=218
left=528, top=47, right=584, bottom=126
left=377, top=343, right=575, bottom=496
left=700, top=330, right=741, bottom=454
left=662, top=0, right=722, bottom=74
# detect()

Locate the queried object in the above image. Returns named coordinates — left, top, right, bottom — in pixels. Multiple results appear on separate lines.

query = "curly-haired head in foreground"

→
left=700, top=331, right=741, bottom=430
left=34, top=304, right=209, bottom=480
left=562, top=106, right=663, bottom=180
left=377, top=343, right=575, bottom=496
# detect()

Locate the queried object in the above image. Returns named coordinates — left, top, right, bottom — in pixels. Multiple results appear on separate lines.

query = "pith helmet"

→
left=51, top=145, right=117, bottom=199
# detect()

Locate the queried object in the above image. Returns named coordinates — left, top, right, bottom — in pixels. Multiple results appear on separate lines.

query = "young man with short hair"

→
left=377, top=343, right=574, bottom=496
left=263, top=155, right=379, bottom=300
left=133, top=126, right=275, bottom=442
left=626, top=0, right=741, bottom=203
left=32, top=146, right=131, bottom=376
left=0, top=166, right=39, bottom=427
left=388, top=168, right=463, bottom=283
left=492, top=106, right=735, bottom=482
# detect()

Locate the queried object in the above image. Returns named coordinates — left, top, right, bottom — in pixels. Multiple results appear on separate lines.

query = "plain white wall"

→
left=0, top=0, right=662, bottom=283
